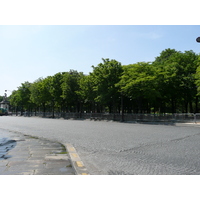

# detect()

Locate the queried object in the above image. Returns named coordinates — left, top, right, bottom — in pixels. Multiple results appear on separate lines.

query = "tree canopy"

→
left=8, top=49, right=200, bottom=114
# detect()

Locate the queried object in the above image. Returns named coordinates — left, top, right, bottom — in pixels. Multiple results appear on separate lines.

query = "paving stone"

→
left=0, top=166, right=5, bottom=172
left=6, top=156, right=29, bottom=161
left=0, top=133, right=75, bottom=175
left=2, top=170, right=35, bottom=175
left=34, top=167, right=75, bottom=175
left=45, top=154, right=69, bottom=160
left=7, top=160, right=45, bottom=170
left=44, top=159, right=71, bottom=169
left=0, top=160, right=8, bottom=167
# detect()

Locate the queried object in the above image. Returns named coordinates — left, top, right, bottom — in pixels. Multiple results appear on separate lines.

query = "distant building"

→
left=0, top=91, right=9, bottom=111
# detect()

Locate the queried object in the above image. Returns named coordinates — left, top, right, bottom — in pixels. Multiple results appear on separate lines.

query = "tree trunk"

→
left=195, top=96, right=198, bottom=113
left=189, top=101, right=193, bottom=113
left=43, top=103, right=46, bottom=117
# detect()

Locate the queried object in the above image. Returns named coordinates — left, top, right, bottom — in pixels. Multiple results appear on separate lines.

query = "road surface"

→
left=0, top=116, right=200, bottom=174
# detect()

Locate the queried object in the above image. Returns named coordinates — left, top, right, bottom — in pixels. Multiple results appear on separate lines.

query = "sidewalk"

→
left=0, top=133, right=75, bottom=175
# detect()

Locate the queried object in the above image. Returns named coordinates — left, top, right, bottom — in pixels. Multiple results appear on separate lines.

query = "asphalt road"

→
left=1, top=116, right=200, bottom=175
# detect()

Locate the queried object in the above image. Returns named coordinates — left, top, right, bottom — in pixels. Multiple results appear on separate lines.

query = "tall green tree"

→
left=78, top=74, right=96, bottom=112
left=46, top=72, right=67, bottom=117
left=154, top=49, right=198, bottom=113
left=194, top=54, right=200, bottom=112
left=9, top=90, right=21, bottom=114
left=50, top=72, right=66, bottom=111
left=91, top=58, right=123, bottom=113
left=153, top=48, right=179, bottom=113
left=175, top=50, right=198, bottom=113
left=10, top=81, right=32, bottom=114
left=30, top=78, right=52, bottom=115
left=118, top=62, right=159, bottom=113
left=61, top=70, right=84, bottom=112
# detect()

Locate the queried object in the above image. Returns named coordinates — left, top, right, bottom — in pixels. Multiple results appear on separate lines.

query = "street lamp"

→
left=196, top=37, right=200, bottom=43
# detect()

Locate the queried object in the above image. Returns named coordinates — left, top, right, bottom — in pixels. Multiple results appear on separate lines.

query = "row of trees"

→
left=8, top=48, right=200, bottom=115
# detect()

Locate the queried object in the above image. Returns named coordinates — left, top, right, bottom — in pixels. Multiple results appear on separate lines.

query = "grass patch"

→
left=58, top=151, right=68, bottom=154
left=29, top=136, right=39, bottom=139
left=24, top=134, right=39, bottom=139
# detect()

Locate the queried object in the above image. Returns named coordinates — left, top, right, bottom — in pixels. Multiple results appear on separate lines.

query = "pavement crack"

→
left=169, top=132, right=200, bottom=143
left=28, top=147, right=32, bottom=159
left=119, top=132, right=200, bottom=153
left=118, top=142, right=162, bottom=153
left=6, top=162, right=10, bottom=169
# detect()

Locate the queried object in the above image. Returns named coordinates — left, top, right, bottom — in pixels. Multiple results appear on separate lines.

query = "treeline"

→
left=8, top=48, right=200, bottom=115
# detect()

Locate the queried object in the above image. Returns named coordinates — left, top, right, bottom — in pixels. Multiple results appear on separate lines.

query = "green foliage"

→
left=30, top=77, right=51, bottom=107
left=9, top=90, right=20, bottom=107
left=78, top=74, right=96, bottom=103
left=154, top=49, right=198, bottom=112
left=50, top=72, right=66, bottom=108
left=10, top=81, right=32, bottom=110
left=61, top=70, right=84, bottom=112
left=91, top=58, right=123, bottom=112
left=119, top=62, right=159, bottom=102
left=195, top=55, right=200, bottom=95
left=8, top=49, right=200, bottom=114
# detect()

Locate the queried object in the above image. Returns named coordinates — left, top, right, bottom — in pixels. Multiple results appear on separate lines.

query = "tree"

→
left=30, top=78, right=52, bottom=116
left=45, top=73, right=67, bottom=117
left=175, top=50, right=198, bottom=113
left=50, top=72, right=66, bottom=111
left=9, top=82, right=32, bottom=115
left=154, top=49, right=198, bottom=113
left=194, top=54, right=200, bottom=112
left=118, top=62, right=159, bottom=113
left=91, top=58, right=123, bottom=113
left=153, top=49, right=179, bottom=112
left=61, top=70, right=84, bottom=113
left=78, top=74, right=96, bottom=112
left=9, top=90, right=21, bottom=114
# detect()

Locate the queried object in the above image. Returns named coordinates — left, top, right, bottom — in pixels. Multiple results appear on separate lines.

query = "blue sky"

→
left=1, top=25, right=200, bottom=96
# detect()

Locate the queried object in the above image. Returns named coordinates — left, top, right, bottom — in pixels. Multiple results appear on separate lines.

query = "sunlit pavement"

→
left=1, top=116, right=200, bottom=174
left=0, top=132, right=75, bottom=175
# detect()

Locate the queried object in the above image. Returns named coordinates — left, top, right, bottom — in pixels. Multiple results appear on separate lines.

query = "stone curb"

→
left=0, top=128, right=89, bottom=175
left=65, top=143, right=89, bottom=175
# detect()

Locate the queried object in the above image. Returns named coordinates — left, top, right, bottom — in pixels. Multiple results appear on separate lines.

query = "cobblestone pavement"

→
left=0, top=131, right=75, bottom=175
left=1, top=116, right=200, bottom=174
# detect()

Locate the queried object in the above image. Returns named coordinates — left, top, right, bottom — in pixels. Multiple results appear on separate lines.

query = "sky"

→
left=0, top=25, right=200, bottom=96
